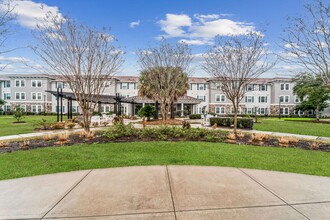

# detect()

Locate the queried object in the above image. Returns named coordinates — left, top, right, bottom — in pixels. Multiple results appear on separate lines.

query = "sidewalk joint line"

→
left=238, top=168, right=311, bottom=220
left=175, top=204, right=289, bottom=213
left=165, top=165, right=177, bottom=220
left=41, top=211, right=175, bottom=219
left=41, top=169, right=93, bottom=219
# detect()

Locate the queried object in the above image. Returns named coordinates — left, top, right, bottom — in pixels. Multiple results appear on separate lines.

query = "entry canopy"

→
left=47, top=91, right=202, bottom=105
left=46, top=91, right=136, bottom=104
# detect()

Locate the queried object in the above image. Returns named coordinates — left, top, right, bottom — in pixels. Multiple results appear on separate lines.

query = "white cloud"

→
left=0, top=56, right=30, bottom=62
left=158, top=13, right=257, bottom=45
left=1, top=0, right=63, bottom=29
left=159, top=14, right=192, bottom=37
left=129, top=20, right=140, bottom=28
left=179, top=39, right=213, bottom=46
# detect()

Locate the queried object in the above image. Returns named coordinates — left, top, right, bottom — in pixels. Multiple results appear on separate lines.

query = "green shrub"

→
left=138, top=105, right=155, bottom=121
left=13, top=106, right=25, bottom=122
left=210, top=117, right=253, bottom=129
left=189, top=114, right=202, bottom=119
left=103, top=123, right=138, bottom=139
left=103, top=124, right=228, bottom=142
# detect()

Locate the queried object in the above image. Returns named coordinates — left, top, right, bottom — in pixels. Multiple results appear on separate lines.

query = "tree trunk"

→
left=316, top=105, right=320, bottom=121
left=233, top=100, right=238, bottom=135
left=170, top=102, right=175, bottom=119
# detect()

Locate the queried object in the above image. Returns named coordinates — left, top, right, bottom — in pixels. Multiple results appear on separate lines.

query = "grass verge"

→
left=254, top=118, right=330, bottom=137
left=0, top=115, right=57, bottom=137
left=0, top=141, right=329, bottom=180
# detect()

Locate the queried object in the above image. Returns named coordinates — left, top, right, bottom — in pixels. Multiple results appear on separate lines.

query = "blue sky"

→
left=0, top=0, right=320, bottom=77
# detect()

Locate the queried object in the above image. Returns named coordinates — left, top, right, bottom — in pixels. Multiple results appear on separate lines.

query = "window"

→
left=279, top=95, right=289, bottom=103
left=4, top=81, right=10, bottom=88
left=258, top=96, right=268, bottom=103
left=3, top=93, right=10, bottom=100
left=280, top=107, right=289, bottom=115
left=213, top=82, right=221, bottom=90
left=32, top=105, right=42, bottom=113
left=197, top=95, right=206, bottom=102
left=246, top=84, right=254, bottom=91
left=259, top=84, right=267, bottom=91
left=245, top=108, right=254, bottom=114
left=295, top=96, right=301, bottom=103
left=32, top=92, right=42, bottom=100
left=133, top=83, right=137, bottom=90
left=56, top=82, right=65, bottom=89
left=231, top=107, right=241, bottom=114
left=197, top=83, right=206, bottom=90
left=15, top=79, right=25, bottom=87
left=215, top=107, right=225, bottom=114
left=15, top=92, right=26, bottom=100
left=215, top=94, right=226, bottom=102
left=120, top=82, right=129, bottom=90
left=189, top=83, right=194, bottom=90
left=245, top=96, right=254, bottom=103
left=20, top=105, right=26, bottom=112
left=280, top=83, right=290, bottom=91
left=72, top=106, right=79, bottom=113
left=56, top=106, right=65, bottom=113
left=4, top=105, right=10, bottom=111
left=259, top=108, right=268, bottom=115
left=31, top=80, right=42, bottom=87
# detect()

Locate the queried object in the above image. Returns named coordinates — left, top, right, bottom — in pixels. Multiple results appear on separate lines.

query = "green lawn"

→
left=254, top=118, right=330, bottom=137
left=0, top=141, right=329, bottom=180
left=0, top=115, right=57, bottom=136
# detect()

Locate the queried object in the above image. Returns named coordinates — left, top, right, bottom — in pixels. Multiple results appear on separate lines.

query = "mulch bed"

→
left=1, top=129, right=330, bottom=154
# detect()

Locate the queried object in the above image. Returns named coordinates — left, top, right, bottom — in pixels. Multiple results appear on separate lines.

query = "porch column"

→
left=181, top=103, right=184, bottom=117
left=143, top=103, right=145, bottom=107
left=154, top=101, right=159, bottom=119
left=98, top=102, right=102, bottom=115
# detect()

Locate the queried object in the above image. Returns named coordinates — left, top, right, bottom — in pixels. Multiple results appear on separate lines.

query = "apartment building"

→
left=1, top=74, right=329, bottom=117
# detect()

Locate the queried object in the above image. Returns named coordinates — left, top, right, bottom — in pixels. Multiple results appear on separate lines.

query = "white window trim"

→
left=259, top=96, right=268, bottom=103
left=15, top=79, right=26, bottom=87
left=280, top=83, right=290, bottom=91
left=31, top=92, right=42, bottom=100
left=15, top=92, right=26, bottom=100
left=280, top=107, right=290, bottom=115
left=31, top=80, right=42, bottom=88
left=280, top=95, right=290, bottom=103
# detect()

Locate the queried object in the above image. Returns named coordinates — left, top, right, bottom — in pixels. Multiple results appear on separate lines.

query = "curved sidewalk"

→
left=1, top=166, right=330, bottom=219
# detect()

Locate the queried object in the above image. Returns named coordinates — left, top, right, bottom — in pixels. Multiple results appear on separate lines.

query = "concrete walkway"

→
left=1, top=166, right=329, bottom=220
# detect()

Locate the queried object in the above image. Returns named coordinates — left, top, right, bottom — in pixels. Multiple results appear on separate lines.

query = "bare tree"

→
left=137, top=41, right=192, bottom=123
left=32, top=14, right=123, bottom=134
left=0, top=0, right=16, bottom=71
left=281, top=0, right=330, bottom=87
left=203, top=33, right=274, bottom=134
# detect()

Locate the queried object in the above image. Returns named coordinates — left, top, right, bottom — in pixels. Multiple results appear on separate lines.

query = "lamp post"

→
left=56, top=83, right=63, bottom=122
left=278, top=97, right=282, bottom=119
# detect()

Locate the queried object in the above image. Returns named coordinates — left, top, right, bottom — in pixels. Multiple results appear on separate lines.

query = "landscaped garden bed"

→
left=0, top=123, right=329, bottom=153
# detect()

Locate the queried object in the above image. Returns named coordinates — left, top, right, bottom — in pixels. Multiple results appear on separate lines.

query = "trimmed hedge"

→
left=210, top=117, right=254, bottom=129
left=189, top=114, right=202, bottom=119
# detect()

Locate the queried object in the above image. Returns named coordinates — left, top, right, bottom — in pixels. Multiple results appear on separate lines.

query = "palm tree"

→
left=138, top=67, right=189, bottom=123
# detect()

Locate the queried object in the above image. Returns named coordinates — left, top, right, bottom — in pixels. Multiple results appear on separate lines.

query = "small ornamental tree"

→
left=13, top=105, right=25, bottom=122
left=293, top=73, right=330, bottom=120
left=138, top=104, right=155, bottom=121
